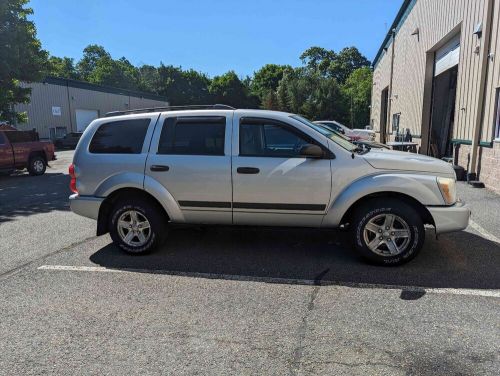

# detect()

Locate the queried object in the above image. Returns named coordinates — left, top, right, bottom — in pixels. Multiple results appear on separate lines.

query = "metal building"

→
left=14, top=77, right=168, bottom=139
left=371, top=0, right=500, bottom=192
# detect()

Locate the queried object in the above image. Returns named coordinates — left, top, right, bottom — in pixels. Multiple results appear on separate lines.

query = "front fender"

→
left=322, top=173, right=445, bottom=227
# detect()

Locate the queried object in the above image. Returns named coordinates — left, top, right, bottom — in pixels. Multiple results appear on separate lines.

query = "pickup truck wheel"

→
left=352, top=199, right=424, bottom=266
left=28, top=156, right=46, bottom=176
left=109, top=198, right=168, bottom=254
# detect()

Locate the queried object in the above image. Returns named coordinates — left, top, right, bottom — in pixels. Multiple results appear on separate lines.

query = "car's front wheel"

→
left=352, top=199, right=425, bottom=266
left=109, top=197, right=168, bottom=254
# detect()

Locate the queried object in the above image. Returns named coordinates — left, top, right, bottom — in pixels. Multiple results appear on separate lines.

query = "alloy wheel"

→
left=116, top=210, right=151, bottom=247
left=363, top=213, right=411, bottom=256
left=33, top=160, right=44, bottom=173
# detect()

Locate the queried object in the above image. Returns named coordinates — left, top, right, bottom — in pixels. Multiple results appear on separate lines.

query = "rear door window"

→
left=158, top=116, right=225, bottom=156
left=89, top=119, right=150, bottom=154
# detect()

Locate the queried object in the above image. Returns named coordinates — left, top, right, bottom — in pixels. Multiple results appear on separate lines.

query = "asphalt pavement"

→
left=0, top=150, right=498, bottom=375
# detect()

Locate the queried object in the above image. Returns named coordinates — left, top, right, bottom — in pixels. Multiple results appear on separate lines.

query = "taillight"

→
left=69, top=163, right=78, bottom=194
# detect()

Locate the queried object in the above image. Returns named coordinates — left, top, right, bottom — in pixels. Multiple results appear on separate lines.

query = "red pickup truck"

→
left=0, top=130, right=56, bottom=176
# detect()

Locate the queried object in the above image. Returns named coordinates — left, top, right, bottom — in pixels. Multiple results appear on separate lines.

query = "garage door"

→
left=435, top=34, right=461, bottom=77
left=76, top=109, right=99, bottom=132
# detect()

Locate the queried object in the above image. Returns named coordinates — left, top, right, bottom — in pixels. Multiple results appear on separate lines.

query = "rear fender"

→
left=94, top=173, right=184, bottom=233
left=322, top=173, right=444, bottom=227
left=95, top=172, right=184, bottom=222
left=94, top=172, right=144, bottom=198
left=143, top=175, right=184, bottom=222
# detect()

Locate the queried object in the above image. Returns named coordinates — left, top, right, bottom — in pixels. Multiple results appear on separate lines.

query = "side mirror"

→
left=300, top=144, right=324, bottom=158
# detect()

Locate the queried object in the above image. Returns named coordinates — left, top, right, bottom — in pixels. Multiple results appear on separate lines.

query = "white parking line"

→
left=468, top=219, right=500, bottom=244
left=37, top=265, right=500, bottom=298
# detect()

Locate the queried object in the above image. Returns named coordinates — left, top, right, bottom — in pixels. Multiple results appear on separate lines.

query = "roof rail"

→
left=104, top=104, right=236, bottom=117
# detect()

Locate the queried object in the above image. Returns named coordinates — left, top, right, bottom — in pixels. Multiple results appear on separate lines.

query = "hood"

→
left=363, top=149, right=455, bottom=176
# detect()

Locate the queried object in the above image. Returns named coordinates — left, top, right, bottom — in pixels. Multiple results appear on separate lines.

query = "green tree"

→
left=47, top=56, right=80, bottom=80
left=209, top=71, right=258, bottom=108
left=0, top=0, right=48, bottom=123
left=86, top=56, right=139, bottom=90
left=76, top=44, right=111, bottom=81
left=276, top=67, right=348, bottom=123
left=137, top=65, right=159, bottom=93
left=300, top=46, right=336, bottom=75
left=328, top=47, right=371, bottom=84
left=251, top=64, right=291, bottom=100
left=156, top=64, right=212, bottom=105
left=342, top=67, right=373, bottom=128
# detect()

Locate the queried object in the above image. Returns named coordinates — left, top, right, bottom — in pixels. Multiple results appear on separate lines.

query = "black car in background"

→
left=54, top=132, right=82, bottom=149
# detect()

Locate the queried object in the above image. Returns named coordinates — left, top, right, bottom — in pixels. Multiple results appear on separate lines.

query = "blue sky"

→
left=30, top=0, right=402, bottom=77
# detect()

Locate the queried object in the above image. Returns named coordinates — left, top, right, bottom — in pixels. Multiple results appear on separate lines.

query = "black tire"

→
left=351, top=198, right=425, bottom=266
left=27, top=155, right=46, bottom=176
left=109, top=197, right=168, bottom=255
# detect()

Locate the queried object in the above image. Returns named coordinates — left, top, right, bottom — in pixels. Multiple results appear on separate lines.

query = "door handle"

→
left=237, top=167, right=260, bottom=174
left=150, top=165, right=169, bottom=172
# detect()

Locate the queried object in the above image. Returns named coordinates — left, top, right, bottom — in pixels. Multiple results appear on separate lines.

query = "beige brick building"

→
left=15, top=77, right=168, bottom=140
left=371, top=0, right=500, bottom=193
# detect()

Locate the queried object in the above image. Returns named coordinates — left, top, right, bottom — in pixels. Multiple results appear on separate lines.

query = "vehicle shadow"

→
left=0, top=172, right=70, bottom=223
left=89, top=226, right=500, bottom=290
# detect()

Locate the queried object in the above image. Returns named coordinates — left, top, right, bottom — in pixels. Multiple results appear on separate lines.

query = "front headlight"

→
left=437, top=177, right=457, bottom=205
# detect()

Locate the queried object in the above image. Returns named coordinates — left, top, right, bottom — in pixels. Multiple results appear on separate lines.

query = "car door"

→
left=146, top=111, right=233, bottom=224
left=231, top=114, right=333, bottom=227
left=0, top=132, right=14, bottom=169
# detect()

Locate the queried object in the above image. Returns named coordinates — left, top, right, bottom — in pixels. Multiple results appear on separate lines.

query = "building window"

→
left=495, top=88, right=500, bottom=140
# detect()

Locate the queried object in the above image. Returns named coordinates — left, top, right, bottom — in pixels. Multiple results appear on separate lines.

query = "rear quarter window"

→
left=89, top=119, right=151, bottom=154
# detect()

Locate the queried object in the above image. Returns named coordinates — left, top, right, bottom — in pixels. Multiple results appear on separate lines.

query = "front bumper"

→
left=427, top=201, right=471, bottom=234
left=69, top=194, right=103, bottom=220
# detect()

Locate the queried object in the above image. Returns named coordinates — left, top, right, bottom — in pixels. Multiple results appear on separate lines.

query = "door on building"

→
left=428, top=35, right=460, bottom=158
left=76, top=109, right=99, bottom=132
left=380, top=87, right=389, bottom=143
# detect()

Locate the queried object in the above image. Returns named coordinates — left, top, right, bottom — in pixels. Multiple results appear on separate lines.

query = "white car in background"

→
left=314, top=120, right=376, bottom=141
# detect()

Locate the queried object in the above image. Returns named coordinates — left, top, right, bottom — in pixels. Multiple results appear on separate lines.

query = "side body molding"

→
left=322, top=173, right=445, bottom=227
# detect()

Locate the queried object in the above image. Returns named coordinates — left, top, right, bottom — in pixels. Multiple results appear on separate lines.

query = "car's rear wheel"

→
left=352, top=198, right=425, bottom=266
left=28, top=155, right=46, bottom=176
left=109, top=197, right=168, bottom=254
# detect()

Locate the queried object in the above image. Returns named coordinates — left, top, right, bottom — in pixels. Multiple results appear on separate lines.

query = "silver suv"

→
left=69, top=105, right=470, bottom=265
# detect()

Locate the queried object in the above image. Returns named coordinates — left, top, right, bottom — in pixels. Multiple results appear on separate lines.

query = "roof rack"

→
left=104, top=104, right=236, bottom=117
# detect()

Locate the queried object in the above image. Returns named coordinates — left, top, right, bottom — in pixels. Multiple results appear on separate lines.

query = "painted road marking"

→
left=468, top=219, right=500, bottom=244
left=37, top=265, right=500, bottom=298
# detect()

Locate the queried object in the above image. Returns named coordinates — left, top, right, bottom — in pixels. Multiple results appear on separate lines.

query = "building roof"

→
left=372, top=0, right=416, bottom=68
left=42, top=76, right=168, bottom=102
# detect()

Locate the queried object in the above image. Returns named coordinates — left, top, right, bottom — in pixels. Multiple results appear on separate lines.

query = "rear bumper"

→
left=69, top=194, right=103, bottom=220
left=427, top=201, right=471, bottom=234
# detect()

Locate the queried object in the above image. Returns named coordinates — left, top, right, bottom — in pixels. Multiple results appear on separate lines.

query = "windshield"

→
left=290, top=115, right=357, bottom=152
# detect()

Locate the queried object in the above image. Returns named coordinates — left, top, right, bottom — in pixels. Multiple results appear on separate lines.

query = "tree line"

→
left=1, top=0, right=373, bottom=129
